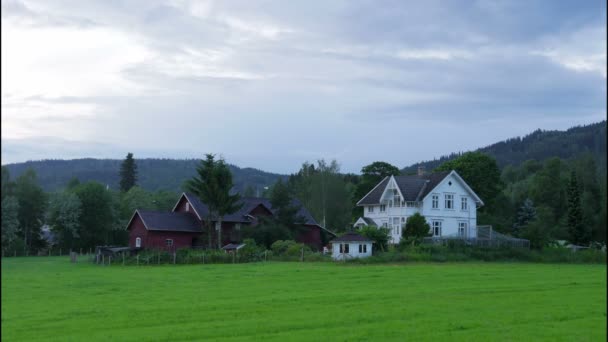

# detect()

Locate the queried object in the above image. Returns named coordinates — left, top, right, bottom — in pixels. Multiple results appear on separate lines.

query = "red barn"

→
left=126, top=192, right=335, bottom=251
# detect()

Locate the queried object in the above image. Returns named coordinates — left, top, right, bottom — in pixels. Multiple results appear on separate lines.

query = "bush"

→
left=271, top=240, right=297, bottom=255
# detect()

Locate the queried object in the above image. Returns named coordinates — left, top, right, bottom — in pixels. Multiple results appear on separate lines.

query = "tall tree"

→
left=14, top=169, right=47, bottom=253
left=47, top=192, right=82, bottom=250
left=119, top=153, right=138, bottom=192
left=1, top=196, right=20, bottom=253
left=74, top=182, right=116, bottom=248
left=566, top=171, right=588, bottom=245
left=186, top=154, right=242, bottom=249
left=2, top=166, right=15, bottom=200
left=402, top=213, right=431, bottom=245
left=513, top=198, right=536, bottom=237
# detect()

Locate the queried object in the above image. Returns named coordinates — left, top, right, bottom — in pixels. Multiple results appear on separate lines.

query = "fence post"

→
left=158, top=251, right=160, bottom=265
left=102, top=254, right=105, bottom=266
left=59, top=248, right=62, bottom=256
left=80, top=248, right=82, bottom=256
left=49, top=249, right=51, bottom=257
left=232, top=251, right=235, bottom=264
left=89, top=248, right=92, bottom=255
left=15, top=250, right=17, bottom=257
left=203, top=253, right=205, bottom=264
left=123, top=253, right=125, bottom=266
left=264, top=250, right=267, bottom=262
left=137, top=254, right=139, bottom=266
left=173, top=252, right=176, bottom=265
left=301, top=247, right=304, bottom=262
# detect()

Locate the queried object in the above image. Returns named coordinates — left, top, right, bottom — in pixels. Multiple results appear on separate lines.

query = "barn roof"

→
left=331, top=232, right=372, bottom=243
left=357, top=171, right=451, bottom=205
left=137, top=210, right=202, bottom=233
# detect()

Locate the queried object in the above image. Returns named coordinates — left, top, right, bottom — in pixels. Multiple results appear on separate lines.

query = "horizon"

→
left=2, top=119, right=604, bottom=175
left=2, top=0, right=606, bottom=174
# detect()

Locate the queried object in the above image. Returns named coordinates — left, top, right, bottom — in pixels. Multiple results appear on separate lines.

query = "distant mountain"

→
left=3, top=158, right=285, bottom=193
left=402, top=121, right=607, bottom=173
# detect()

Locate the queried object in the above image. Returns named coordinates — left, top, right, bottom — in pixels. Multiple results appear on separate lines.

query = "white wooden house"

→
left=331, top=232, right=373, bottom=260
left=354, top=168, right=484, bottom=244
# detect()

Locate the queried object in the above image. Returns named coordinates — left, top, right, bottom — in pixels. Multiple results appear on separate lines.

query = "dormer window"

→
left=185, top=202, right=190, bottom=211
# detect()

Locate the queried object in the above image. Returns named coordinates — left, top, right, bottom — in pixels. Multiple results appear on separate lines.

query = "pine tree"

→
left=119, top=153, right=137, bottom=192
left=513, top=198, right=536, bottom=236
left=567, top=171, right=587, bottom=245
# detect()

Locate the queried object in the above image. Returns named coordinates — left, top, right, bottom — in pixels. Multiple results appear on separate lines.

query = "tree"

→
left=513, top=198, right=536, bottom=237
left=119, top=152, right=138, bottom=192
left=401, top=213, right=431, bottom=245
left=185, top=154, right=242, bottom=249
left=1, top=196, right=20, bottom=253
left=14, top=169, right=48, bottom=253
left=567, top=171, right=588, bottom=245
left=119, top=186, right=155, bottom=220
left=47, top=192, right=82, bottom=250
left=66, top=177, right=81, bottom=190
left=435, top=152, right=502, bottom=209
left=73, top=182, right=116, bottom=248
left=358, top=226, right=390, bottom=253
left=2, top=166, right=15, bottom=200
left=270, top=179, right=304, bottom=229
left=521, top=206, right=554, bottom=249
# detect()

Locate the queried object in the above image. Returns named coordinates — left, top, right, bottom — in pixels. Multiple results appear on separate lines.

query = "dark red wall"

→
left=146, top=231, right=199, bottom=251
left=296, top=225, right=323, bottom=251
left=128, top=214, right=148, bottom=248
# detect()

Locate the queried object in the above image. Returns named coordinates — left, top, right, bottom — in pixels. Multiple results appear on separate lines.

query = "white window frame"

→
left=135, top=237, right=141, bottom=248
left=185, top=202, right=190, bottom=211
left=432, top=221, right=442, bottom=237
left=432, top=195, right=439, bottom=209
left=461, top=197, right=468, bottom=211
left=458, top=222, right=467, bottom=237
left=165, top=239, right=173, bottom=247
left=444, top=194, right=454, bottom=210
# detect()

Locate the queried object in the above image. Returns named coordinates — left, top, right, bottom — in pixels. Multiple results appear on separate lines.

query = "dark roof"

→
left=362, top=217, right=376, bottom=226
left=222, top=243, right=245, bottom=250
left=331, top=232, right=372, bottom=243
left=183, top=193, right=320, bottom=226
left=357, top=171, right=451, bottom=205
left=138, top=210, right=202, bottom=233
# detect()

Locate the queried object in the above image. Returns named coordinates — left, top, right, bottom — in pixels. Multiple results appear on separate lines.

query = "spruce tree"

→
left=567, top=171, right=587, bottom=245
left=513, top=198, right=536, bottom=236
left=119, top=153, right=137, bottom=192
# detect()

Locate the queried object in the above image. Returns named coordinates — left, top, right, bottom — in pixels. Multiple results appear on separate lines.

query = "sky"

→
left=1, top=0, right=606, bottom=174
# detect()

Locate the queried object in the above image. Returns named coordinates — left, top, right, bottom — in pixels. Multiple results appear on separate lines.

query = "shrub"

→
left=271, top=240, right=297, bottom=255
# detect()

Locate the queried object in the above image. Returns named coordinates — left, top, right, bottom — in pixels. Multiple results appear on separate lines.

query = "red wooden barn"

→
left=126, top=193, right=335, bottom=251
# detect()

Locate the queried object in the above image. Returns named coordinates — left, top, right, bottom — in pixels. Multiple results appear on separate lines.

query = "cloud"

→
left=1, top=0, right=606, bottom=173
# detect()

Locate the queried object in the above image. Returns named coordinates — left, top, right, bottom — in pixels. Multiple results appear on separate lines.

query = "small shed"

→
left=222, top=243, right=246, bottom=253
left=330, top=232, right=373, bottom=260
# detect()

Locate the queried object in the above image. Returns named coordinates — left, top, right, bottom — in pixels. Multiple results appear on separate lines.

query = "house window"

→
left=432, top=221, right=442, bottom=237
left=393, top=190, right=401, bottom=207
left=382, top=221, right=388, bottom=228
left=363, top=244, right=367, bottom=253
left=235, top=223, right=241, bottom=231
left=445, top=194, right=454, bottom=209
left=459, top=222, right=467, bottom=237
left=380, top=204, right=386, bottom=212
left=359, top=244, right=363, bottom=253
left=215, top=222, right=221, bottom=231
left=461, top=197, right=468, bottom=211
left=368, top=206, right=374, bottom=213
left=166, top=239, right=173, bottom=247
left=339, top=243, right=350, bottom=253
left=388, top=200, right=393, bottom=208
left=185, top=202, right=190, bottom=211
left=432, top=195, right=439, bottom=209
left=135, top=237, right=141, bottom=248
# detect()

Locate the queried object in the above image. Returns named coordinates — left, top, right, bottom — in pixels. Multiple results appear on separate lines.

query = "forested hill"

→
left=3, top=158, right=285, bottom=193
left=402, top=121, right=607, bottom=173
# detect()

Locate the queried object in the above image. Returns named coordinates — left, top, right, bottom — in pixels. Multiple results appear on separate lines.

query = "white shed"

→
left=330, top=232, right=373, bottom=260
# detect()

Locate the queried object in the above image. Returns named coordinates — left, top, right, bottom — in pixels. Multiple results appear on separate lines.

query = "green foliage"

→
left=358, top=226, right=390, bottom=253
left=186, top=154, right=243, bottom=249
left=401, top=213, right=431, bottom=245
left=47, top=192, right=82, bottom=249
left=520, top=206, right=555, bottom=249
left=513, top=198, right=536, bottom=236
left=119, top=153, right=138, bottom=192
left=567, top=171, right=588, bottom=245
left=271, top=240, right=297, bottom=255
left=243, top=219, right=292, bottom=249
left=435, top=152, right=503, bottom=209
left=73, top=182, right=117, bottom=248
left=14, top=169, right=47, bottom=253
left=1, top=166, right=15, bottom=199
left=1, top=196, right=20, bottom=251
left=269, top=179, right=304, bottom=229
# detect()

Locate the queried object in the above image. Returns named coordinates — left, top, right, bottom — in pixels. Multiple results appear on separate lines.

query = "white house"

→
left=331, top=232, right=373, bottom=260
left=354, top=168, right=484, bottom=244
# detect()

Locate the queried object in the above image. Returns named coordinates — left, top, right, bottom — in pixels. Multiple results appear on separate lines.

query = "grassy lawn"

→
left=2, top=257, right=606, bottom=341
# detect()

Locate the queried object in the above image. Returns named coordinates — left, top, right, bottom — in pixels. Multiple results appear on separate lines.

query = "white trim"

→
left=172, top=193, right=203, bottom=220
left=135, top=237, right=142, bottom=248
left=421, top=170, right=484, bottom=207
left=125, top=210, right=151, bottom=231
left=379, top=176, right=405, bottom=206
left=356, top=176, right=389, bottom=206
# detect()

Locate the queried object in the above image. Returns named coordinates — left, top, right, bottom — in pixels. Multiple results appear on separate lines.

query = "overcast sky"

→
left=2, top=0, right=606, bottom=173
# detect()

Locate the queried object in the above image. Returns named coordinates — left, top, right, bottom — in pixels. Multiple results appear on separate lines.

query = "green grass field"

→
left=2, top=257, right=606, bottom=341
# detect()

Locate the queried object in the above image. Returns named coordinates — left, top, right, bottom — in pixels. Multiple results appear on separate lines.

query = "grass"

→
left=2, top=257, right=606, bottom=341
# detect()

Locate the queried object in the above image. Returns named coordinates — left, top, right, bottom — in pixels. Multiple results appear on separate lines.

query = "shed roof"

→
left=331, top=232, right=372, bottom=243
left=137, top=210, right=202, bottom=233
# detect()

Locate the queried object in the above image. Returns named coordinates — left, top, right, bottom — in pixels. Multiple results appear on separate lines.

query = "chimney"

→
left=417, top=166, right=425, bottom=176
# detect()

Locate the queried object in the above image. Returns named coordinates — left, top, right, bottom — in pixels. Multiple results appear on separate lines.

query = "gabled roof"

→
left=354, top=217, right=377, bottom=226
left=135, top=210, right=202, bottom=233
left=331, top=232, right=372, bottom=243
left=357, top=172, right=451, bottom=205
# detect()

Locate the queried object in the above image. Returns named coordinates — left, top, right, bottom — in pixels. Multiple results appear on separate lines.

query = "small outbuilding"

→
left=331, top=232, right=373, bottom=260
left=222, top=243, right=246, bottom=253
